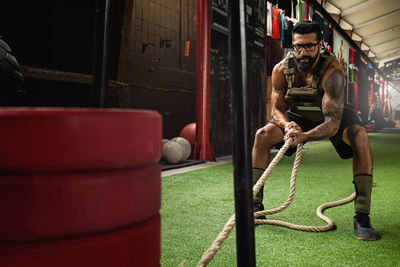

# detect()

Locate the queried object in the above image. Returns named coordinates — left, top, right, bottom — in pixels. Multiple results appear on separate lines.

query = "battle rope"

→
left=196, top=139, right=356, bottom=267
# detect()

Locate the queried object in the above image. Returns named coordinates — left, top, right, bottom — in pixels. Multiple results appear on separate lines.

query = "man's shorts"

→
left=269, top=107, right=364, bottom=159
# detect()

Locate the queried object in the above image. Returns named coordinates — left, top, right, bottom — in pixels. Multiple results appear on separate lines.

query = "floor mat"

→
left=160, top=160, right=205, bottom=171
left=377, top=128, right=400, bottom=133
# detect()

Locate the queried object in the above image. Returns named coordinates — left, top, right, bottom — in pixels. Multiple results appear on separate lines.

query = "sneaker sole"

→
left=356, top=236, right=378, bottom=241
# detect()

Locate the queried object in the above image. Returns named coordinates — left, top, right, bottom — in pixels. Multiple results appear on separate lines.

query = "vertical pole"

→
left=370, top=82, right=374, bottom=105
left=92, top=0, right=111, bottom=108
left=195, top=0, right=216, bottom=161
left=264, top=4, right=269, bottom=124
left=385, top=80, right=389, bottom=116
left=354, top=72, right=358, bottom=112
left=381, top=79, right=385, bottom=113
left=228, top=1, right=256, bottom=266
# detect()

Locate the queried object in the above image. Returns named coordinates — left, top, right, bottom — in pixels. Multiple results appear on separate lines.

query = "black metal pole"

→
left=92, top=0, right=111, bottom=108
left=228, top=1, right=256, bottom=266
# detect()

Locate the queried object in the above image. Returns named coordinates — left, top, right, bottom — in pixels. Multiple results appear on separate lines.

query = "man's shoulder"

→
left=323, top=57, right=344, bottom=76
left=272, top=58, right=286, bottom=75
left=272, top=58, right=288, bottom=89
left=320, top=58, right=345, bottom=89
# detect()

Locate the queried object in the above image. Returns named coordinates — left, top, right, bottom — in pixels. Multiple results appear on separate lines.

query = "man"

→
left=251, top=21, right=379, bottom=241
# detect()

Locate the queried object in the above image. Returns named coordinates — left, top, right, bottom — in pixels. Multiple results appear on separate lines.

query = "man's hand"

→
left=284, top=125, right=304, bottom=147
left=284, top=121, right=301, bottom=134
left=284, top=122, right=304, bottom=146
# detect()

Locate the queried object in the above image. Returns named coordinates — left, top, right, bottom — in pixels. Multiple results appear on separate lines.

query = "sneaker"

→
left=254, top=203, right=266, bottom=220
left=353, top=213, right=380, bottom=241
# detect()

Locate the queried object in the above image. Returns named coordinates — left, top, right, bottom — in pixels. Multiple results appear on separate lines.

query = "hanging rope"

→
left=196, top=139, right=356, bottom=267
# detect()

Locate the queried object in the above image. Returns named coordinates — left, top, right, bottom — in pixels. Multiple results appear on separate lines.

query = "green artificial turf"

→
left=161, top=133, right=400, bottom=266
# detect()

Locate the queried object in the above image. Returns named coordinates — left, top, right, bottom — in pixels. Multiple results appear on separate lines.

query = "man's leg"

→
left=251, top=123, right=284, bottom=217
left=343, top=124, right=379, bottom=240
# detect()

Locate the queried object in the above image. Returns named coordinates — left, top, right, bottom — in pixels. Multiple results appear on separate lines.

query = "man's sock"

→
left=355, top=212, right=371, bottom=227
left=252, top=168, right=265, bottom=204
left=353, top=174, right=373, bottom=226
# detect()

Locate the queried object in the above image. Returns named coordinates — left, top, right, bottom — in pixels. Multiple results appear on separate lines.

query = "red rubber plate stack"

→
left=0, top=107, right=162, bottom=267
left=0, top=163, right=161, bottom=240
left=0, top=108, right=161, bottom=173
left=0, top=215, right=161, bottom=267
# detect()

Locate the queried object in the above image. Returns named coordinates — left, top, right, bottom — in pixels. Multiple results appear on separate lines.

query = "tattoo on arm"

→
left=303, top=69, right=345, bottom=141
left=324, top=69, right=345, bottom=113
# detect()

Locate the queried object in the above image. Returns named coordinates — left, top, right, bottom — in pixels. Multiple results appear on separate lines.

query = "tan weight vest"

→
left=284, top=50, right=335, bottom=122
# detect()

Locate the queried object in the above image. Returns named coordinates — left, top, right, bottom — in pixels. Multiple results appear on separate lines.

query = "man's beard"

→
left=294, top=54, right=318, bottom=72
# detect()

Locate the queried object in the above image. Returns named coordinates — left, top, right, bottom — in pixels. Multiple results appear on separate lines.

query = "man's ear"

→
left=318, top=40, right=323, bottom=51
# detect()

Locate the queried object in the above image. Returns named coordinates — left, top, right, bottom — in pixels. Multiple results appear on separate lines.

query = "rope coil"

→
left=196, top=139, right=356, bottom=267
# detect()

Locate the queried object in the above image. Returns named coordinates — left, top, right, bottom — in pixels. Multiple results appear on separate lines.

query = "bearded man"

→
left=251, top=21, right=379, bottom=241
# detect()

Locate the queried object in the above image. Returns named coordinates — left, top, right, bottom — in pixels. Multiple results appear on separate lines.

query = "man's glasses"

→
left=292, top=42, right=319, bottom=52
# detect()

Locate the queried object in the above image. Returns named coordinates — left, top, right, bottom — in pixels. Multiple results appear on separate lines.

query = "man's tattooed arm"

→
left=303, top=68, right=345, bottom=141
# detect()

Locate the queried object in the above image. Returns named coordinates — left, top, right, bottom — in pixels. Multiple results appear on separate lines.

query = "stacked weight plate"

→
left=0, top=108, right=162, bottom=267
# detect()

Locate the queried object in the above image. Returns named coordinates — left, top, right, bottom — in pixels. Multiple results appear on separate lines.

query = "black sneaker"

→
left=254, top=203, right=266, bottom=220
left=353, top=213, right=380, bottom=241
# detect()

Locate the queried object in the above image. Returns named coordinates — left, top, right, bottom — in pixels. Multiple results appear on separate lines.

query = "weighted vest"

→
left=284, top=50, right=335, bottom=122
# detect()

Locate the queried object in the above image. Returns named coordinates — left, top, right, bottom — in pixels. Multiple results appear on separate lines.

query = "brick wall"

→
left=126, top=0, right=197, bottom=138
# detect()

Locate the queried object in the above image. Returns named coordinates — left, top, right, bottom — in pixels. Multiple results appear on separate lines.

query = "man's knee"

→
left=255, top=127, right=268, bottom=141
left=344, top=125, right=368, bottom=145
left=344, top=125, right=372, bottom=171
left=254, top=124, right=280, bottom=147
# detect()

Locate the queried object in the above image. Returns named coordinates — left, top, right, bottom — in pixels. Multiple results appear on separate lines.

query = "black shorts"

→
left=269, top=107, right=364, bottom=159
